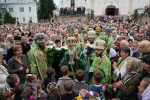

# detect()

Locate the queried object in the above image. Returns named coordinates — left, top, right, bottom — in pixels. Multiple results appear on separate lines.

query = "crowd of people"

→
left=60, top=7, right=85, bottom=15
left=0, top=15, right=150, bottom=100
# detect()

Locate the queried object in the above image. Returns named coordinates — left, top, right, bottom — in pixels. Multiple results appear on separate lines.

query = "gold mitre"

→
left=87, top=30, right=96, bottom=38
left=95, top=26, right=102, bottom=32
left=66, top=37, right=76, bottom=46
left=95, top=39, right=106, bottom=50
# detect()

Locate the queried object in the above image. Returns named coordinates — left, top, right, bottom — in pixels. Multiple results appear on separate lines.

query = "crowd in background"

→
left=60, top=6, right=85, bottom=15
left=0, top=15, right=150, bottom=100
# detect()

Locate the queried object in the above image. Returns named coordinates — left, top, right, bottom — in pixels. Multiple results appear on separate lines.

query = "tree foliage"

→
left=3, top=12, right=15, bottom=24
left=91, top=10, right=94, bottom=20
left=134, top=9, right=139, bottom=20
left=38, top=0, right=56, bottom=19
left=0, top=13, right=1, bottom=19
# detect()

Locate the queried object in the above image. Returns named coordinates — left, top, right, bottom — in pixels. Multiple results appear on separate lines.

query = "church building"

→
left=58, top=0, right=150, bottom=16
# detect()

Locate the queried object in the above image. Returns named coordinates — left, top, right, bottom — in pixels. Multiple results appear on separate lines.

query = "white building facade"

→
left=58, top=0, right=150, bottom=16
left=0, top=0, right=38, bottom=23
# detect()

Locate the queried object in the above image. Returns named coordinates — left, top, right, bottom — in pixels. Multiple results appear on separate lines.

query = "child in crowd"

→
left=73, top=69, right=88, bottom=94
left=22, top=83, right=37, bottom=100
left=61, top=80, right=78, bottom=100
left=0, top=84, right=14, bottom=100
left=57, top=66, right=72, bottom=95
left=6, top=74, right=24, bottom=100
left=36, top=80, right=47, bottom=100
left=25, top=74, right=36, bottom=84
left=138, top=77, right=150, bottom=100
left=47, top=82, right=61, bottom=100
left=88, top=70, right=104, bottom=99
left=44, top=68, right=56, bottom=89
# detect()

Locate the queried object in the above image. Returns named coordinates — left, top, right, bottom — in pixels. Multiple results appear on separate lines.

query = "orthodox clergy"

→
left=89, top=39, right=112, bottom=84
left=59, top=37, right=86, bottom=79
left=28, top=33, right=48, bottom=81
left=83, top=29, right=96, bottom=56
left=84, top=46, right=95, bottom=83
left=86, top=29, right=96, bottom=46
left=105, top=27, right=114, bottom=48
left=95, top=26, right=102, bottom=39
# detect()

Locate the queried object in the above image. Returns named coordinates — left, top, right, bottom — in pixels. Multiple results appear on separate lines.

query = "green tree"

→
left=38, top=0, right=56, bottom=20
left=0, top=13, right=1, bottom=19
left=134, top=9, right=139, bottom=20
left=91, top=10, right=94, bottom=20
left=0, top=7, right=2, bottom=25
left=3, top=12, right=15, bottom=24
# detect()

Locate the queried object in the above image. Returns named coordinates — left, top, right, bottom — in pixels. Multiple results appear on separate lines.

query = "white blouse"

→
left=0, top=65, right=9, bottom=84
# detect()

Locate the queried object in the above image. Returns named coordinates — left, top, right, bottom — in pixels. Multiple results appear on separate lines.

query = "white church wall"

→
left=58, top=0, right=150, bottom=15
left=94, top=0, right=103, bottom=15
left=119, top=0, right=129, bottom=15
left=59, top=0, right=70, bottom=8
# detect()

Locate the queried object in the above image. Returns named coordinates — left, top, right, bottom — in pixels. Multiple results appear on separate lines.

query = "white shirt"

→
left=0, top=65, right=9, bottom=84
left=113, top=61, right=127, bottom=79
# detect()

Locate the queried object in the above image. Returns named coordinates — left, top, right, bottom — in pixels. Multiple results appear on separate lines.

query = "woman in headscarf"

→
left=139, top=40, right=150, bottom=60
left=114, top=57, right=143, bottom=100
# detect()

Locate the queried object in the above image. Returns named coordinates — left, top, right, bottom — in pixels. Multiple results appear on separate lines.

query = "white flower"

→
left=47, top=45, right=54, bottom=49
left=86, top=43, right=95, bottom=49
left=55, top=47, right=61, bottom=51
left=97, top=97, right=101, bottom=100
left=61, top=46, right=68, bottom=50
left=89, top=91, right=94, bottom=96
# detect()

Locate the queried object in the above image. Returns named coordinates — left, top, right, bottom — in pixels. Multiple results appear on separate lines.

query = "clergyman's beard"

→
left=90, top=41, right=94, bottom=44
left=69, top=49, right=75, bottom=56
left=39, top=44, right=45, bottom=50
left=96, top=53, right=102, bottom=58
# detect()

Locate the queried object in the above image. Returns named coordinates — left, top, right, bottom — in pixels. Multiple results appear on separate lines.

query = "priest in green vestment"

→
left=95, top=26, right=104, bottom=39
left=59, top=37, right=86, bottom=79
left=89, top=39, right=112, bottom=84
left=28, top=33, right=48, bottom=81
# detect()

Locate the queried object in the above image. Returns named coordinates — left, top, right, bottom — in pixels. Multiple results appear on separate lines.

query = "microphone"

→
left=119, top=73, right=121, bottom=81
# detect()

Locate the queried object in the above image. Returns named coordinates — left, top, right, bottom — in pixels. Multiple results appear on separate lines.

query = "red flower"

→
left=74, top=98, right=77, bottom=100
left=85, top=94, right=90, bottom=98
left=103, top=84, right=107, bottom=87
left=94, top=93, right=99, bottom=97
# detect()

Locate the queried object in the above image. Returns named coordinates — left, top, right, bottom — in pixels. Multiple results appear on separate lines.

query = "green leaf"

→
left=3, top=12, right=15, bottom=24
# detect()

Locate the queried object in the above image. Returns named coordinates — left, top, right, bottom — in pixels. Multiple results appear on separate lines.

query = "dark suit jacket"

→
left=21, top=43, right=31, bottom=55
left=7, top=54, right=28, bottom=83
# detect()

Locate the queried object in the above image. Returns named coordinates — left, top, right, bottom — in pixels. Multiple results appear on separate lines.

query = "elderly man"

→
left=5, top=34, right=14, bottom=51
left=59, top=37, right=86, bottom=79
left=28, top=33, right=48, bottom=80
left=120, top=40, right=132, bottom=56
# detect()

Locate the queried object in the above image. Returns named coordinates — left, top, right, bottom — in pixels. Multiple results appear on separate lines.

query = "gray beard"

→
left=69, top=49, right=75, bottom=55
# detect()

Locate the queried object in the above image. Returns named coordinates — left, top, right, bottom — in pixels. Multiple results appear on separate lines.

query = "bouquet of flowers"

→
left=74, top=84, right=116, bottom=100
left=102, top=84, right=117, bottom=100
left=79, top=89, right=88, bottom=97
left=102, top=84, right=116, bottom=91
left=74, top=89, right=101, bottom=100
left=47, top=47, right=66, bottom=66
left=83, top=91, right=101, bottom=100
